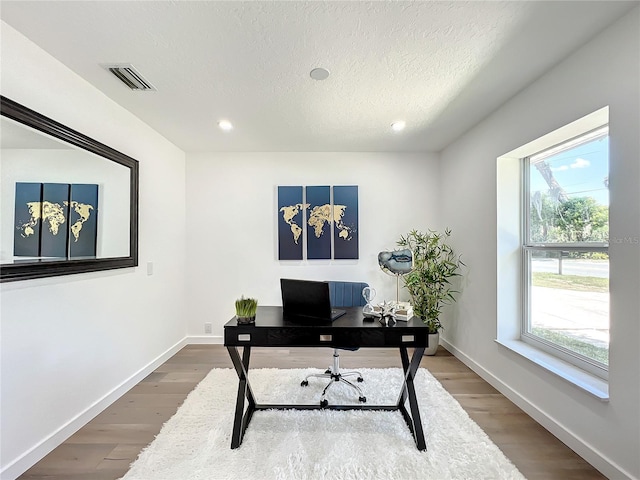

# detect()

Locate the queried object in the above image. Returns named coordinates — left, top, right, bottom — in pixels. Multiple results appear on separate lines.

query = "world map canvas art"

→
left=278, top=185, right=358, bottom=260
left=277, top=186, right=305, bottom=260
left=332, top=185, right=358, bottom=259
left=306, top=185, right=331, bottom=260
left=14, top=182, right=98, bottom=259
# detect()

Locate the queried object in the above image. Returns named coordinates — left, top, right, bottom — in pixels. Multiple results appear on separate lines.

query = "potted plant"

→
left=235, top=296, right=258, bottom=324
left=397, top=229, right=464, bottom=355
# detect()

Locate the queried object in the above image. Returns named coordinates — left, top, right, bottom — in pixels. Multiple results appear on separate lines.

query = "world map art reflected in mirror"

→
left=0, top=96, right=139, bottom=282
left=14, top=182, right=99, bottom=259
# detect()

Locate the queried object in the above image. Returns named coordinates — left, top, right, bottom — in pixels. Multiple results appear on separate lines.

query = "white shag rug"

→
left=120, top=368, right=525, bottom=480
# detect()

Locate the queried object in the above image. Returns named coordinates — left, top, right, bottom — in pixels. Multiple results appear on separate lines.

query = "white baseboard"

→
left=187, top=335, right=223, bottom=344
left=1, top=337, right=188, bottom=480
left=439, top=337, right=635, bottom=480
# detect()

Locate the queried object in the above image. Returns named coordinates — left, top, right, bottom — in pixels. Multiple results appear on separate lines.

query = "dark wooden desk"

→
left=224, top=306, right=430, bottom=450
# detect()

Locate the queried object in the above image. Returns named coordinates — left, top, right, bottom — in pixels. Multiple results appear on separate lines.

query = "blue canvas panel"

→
left=40, top=183, right=70, bottom=258
left=333, top=185, right=359, bottom=259
left=306, top=185, right=331, bottom=259
left=69, top=184, right=98, bottom=258
left=278, top=186, right=305, bottom=260
left=13, top=182, right=43, bottom=257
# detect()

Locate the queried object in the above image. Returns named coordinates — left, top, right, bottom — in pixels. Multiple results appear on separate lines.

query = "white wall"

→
left=0, top=23, right=188, bottom=479
left=185, top=152, right=440, bottom=338
left=439, top=8, right=639, bottom=480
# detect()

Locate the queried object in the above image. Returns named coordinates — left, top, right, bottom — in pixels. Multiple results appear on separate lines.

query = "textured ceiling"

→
left=1, top=1, right=636, bottom=153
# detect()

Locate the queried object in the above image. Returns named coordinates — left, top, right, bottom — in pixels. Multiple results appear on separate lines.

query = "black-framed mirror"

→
left=0, top=96, right=139, bottom=282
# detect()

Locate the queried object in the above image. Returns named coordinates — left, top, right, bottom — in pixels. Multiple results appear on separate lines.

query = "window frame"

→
left=521, top=126, right=609, bottom=380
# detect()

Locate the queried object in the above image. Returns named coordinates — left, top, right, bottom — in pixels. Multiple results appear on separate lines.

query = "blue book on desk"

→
left=280, top=278, right=346, bottom=322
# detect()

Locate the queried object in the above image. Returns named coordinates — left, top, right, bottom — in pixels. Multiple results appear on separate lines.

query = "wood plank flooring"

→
left=18, top=345, right=605, bottom=480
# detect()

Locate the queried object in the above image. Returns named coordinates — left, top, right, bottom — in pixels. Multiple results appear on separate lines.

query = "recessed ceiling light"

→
left=218, top=119, right=233, bottom=131
left=310, top=67, right=330, bottom=81
left=391, top=121, right=406, bottom=132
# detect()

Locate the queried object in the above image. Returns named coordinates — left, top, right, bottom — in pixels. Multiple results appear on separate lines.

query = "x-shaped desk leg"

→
left=397, top=346, right=426, bottom=451
left=227, top=346, right=256, bottom=448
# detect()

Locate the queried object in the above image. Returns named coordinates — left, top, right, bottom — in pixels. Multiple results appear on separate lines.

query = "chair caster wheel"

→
left=301, top=380, right=308, bottom=387
left=324, top=369, right=331, bottom=374
left=359, top=396, right=366, bottom=403
left=320, top=399, right=329, bottom=408
left=357, top=377, right=364, bottom=382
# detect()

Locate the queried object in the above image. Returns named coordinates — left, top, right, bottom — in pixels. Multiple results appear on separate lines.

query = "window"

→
left=522, top=126, right=609, bottom=378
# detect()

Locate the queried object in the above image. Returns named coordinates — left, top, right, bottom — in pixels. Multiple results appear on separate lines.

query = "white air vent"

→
left=102, top=64, right=156, bottom=91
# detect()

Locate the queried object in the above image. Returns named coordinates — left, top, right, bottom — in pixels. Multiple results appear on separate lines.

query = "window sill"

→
left=495, top=338, right=609, bottom=401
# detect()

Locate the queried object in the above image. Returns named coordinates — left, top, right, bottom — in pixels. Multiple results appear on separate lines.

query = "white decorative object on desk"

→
left=393, top=303, right=414, bottom=321
left=362, top=286, right=379, bottom=318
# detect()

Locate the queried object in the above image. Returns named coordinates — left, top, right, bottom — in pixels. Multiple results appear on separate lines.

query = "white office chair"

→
left=300, top=281, right=368, bottom=407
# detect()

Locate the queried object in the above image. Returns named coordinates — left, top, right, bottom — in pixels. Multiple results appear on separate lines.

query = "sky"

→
left=530, top=135, right=609, bottom=206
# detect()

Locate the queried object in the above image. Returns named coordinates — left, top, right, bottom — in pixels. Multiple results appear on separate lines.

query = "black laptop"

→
left=280, top=278, right=346, bottom=321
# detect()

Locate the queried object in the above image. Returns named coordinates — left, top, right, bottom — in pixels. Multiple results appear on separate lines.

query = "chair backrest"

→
left=327, top=281, right=369, bottom=307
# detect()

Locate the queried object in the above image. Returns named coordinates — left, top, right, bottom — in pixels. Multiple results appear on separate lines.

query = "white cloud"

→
left=570, top=157, right=590, bottom=169
left=551, top=165, right=569, bottom=172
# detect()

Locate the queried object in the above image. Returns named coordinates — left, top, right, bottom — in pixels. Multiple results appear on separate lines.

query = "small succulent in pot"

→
left=235, top=296, right=258, bottom=324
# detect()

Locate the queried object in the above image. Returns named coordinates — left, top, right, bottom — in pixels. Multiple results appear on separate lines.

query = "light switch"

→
left=147, top=262, right=153, bottom=275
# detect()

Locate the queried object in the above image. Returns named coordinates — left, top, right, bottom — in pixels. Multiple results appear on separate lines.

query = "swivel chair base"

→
left=300, top=349, right=366, bottom=406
